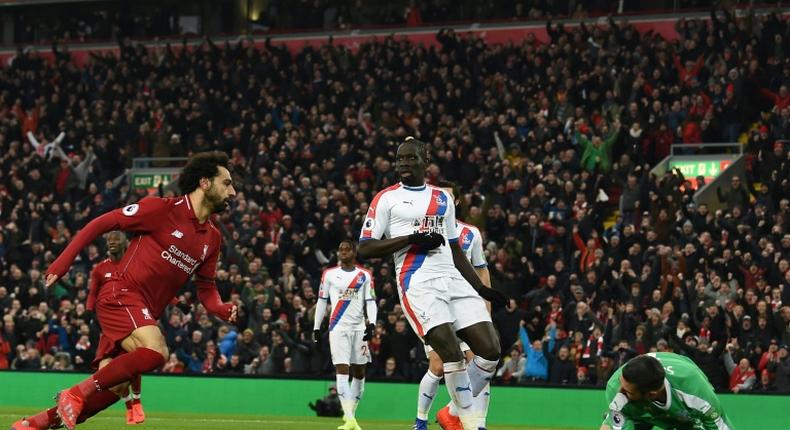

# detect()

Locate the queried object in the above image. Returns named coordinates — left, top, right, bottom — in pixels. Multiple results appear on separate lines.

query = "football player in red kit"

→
left=88, top=231, right=146, bottom=425
left=11, top=151, right=237, bottom=430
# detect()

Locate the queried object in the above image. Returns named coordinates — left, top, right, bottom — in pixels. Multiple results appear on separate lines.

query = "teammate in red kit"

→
left=10, top=151, right=238, bottom=430
left=86, top=231, right=126, bottom=313
left=87, top=231, right=146, bottom=425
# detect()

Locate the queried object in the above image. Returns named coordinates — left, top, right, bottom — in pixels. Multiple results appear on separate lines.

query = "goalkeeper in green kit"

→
left=600, top=353, right=735, bottom=430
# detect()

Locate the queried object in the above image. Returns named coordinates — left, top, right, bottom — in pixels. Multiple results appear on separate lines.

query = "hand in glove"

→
left=408, top=232, right=445, bottom=250
left=363, top=323, right=376, bottom=341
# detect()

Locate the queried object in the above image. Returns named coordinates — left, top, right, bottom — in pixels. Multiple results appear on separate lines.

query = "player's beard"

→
left=206, top=187, right=230, bottom=214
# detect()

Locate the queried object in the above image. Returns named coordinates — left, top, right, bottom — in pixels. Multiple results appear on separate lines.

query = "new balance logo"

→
left=422, top=393, right=434, bottom=400
left=455, top=384, right=471, bottom=393
left=171, top=230, right=184, bottom=239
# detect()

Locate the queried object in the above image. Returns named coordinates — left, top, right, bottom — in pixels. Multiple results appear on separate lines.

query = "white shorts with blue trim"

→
left=398, top=275, right=490, bottom=340
left=329, top=329, right=371, bottom=365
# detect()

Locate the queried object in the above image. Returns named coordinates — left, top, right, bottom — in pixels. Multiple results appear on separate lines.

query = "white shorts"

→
left=329, top=330, right=371, bottom=365
left=399, top=276, right=491, bottom=339
left=424, top=340, right=471, bottom=356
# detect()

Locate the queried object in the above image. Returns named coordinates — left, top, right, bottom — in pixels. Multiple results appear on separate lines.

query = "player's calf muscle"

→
left=99, top=357, right=131, bottom=395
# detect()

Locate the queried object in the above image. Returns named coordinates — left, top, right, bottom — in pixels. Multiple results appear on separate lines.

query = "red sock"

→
left=71, top=348, right=164, bottom=397
left=131, top=374, right=142, bottom=395
left=77, top=390, right=120, bottom=424
left=26, top=407, right=58, bottom=428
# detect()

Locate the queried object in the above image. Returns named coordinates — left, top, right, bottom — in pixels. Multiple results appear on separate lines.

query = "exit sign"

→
left=668, top=159, right=733, bottom=189
left=131, top=172, right=178, bottom=192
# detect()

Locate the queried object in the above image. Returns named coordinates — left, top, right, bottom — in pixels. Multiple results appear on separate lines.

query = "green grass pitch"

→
left=0, top=410, right=583, bottom=430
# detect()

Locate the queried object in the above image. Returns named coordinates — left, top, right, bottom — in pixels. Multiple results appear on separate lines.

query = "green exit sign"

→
left=668, top=159, right=733, bottom=189
left=132, top=173, right=176, bottom=190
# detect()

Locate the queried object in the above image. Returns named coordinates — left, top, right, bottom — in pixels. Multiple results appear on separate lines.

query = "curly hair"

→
left=177, top=151, right=230, bottom=194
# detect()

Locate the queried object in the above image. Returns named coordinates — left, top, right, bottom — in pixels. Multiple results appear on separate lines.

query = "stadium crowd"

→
left=0, top=6, right=789, bottom=395
left=11, top=0, right=721, bottom=46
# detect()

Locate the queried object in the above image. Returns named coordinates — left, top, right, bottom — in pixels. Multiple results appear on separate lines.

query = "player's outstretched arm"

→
left=46, top=198, right=168, bottom=286
left=599, top=425, right=612, bottom=430
left=195, top=276, right=237, bottom=323
left=46, top=212, right=123, bottom=286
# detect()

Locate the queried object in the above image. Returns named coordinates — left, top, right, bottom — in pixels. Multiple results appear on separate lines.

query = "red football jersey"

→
left=49, top=195, right=227, bottom=320
left=87, top=258, right=121, bottom=311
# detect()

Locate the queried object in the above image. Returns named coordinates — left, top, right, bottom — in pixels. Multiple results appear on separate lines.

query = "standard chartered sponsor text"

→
left=161, top=245, right=198, bottom=274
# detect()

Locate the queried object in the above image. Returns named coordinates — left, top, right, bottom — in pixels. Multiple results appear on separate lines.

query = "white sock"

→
left=417, top=370, right=442, bottom=420
left=350, top=378, right=365, bottom=415
left=458, top=409, right=479, bottom=430
left=466, top=356, right=498, bottom=396
left=443, top=361, right=472, bottom=409
left=336, top=374, right=354, bottom=419
left=473, top=383, right=490, bottom=428
left=448, top=400, right=457, bottom=416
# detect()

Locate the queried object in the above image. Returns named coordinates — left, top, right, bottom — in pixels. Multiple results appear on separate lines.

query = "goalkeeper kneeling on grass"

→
left=600, top=353, right=735, bottom=430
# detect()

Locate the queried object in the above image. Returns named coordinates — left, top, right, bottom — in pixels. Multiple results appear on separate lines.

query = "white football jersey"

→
left=457, top=220, right=486, bottom=268
left=318, top=265, right=375, bottom=332
left=359, top=183, right=460, bottom=291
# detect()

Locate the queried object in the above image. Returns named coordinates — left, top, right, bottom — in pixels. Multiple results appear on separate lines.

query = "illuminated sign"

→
left=668, top=159, right=733, bottom=189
